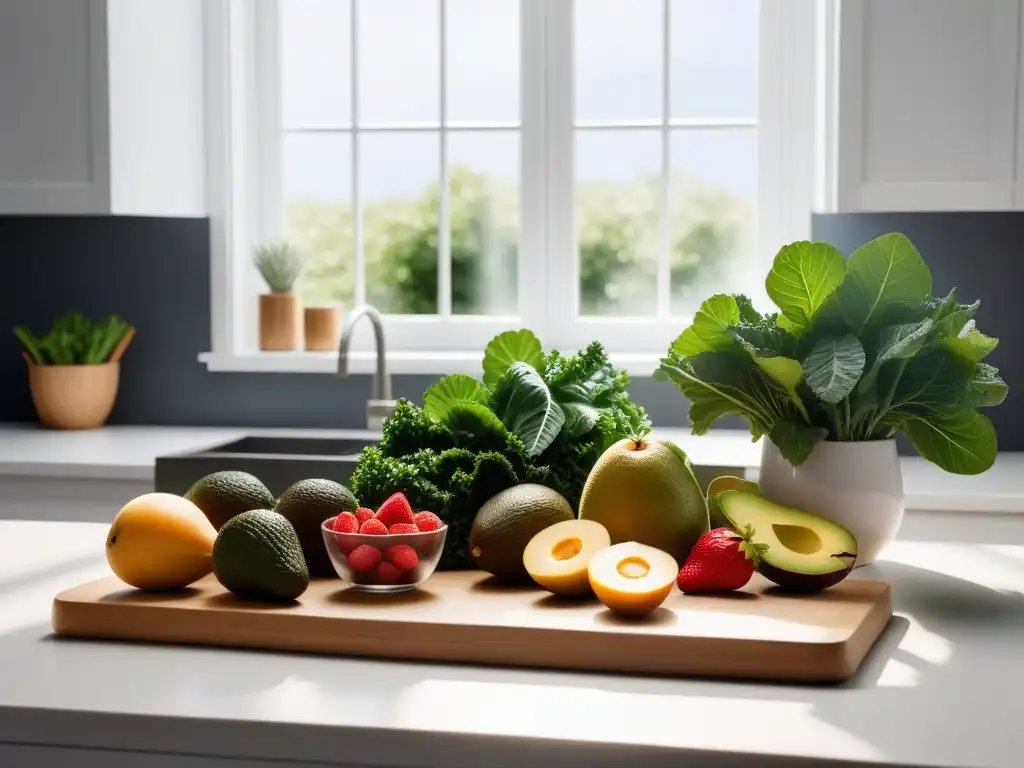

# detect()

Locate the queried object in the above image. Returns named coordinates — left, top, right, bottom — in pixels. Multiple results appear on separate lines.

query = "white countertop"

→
left=1, top=422, right=1022, bottom=513
left=0, top=423, right=381, bottom=480
left=1, top=519, right=1022, bottom=767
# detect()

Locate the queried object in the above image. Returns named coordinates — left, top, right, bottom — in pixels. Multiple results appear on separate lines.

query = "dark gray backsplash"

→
left=1, top=213, right=1018, bottom=449
left=812, top=211, right=1020, bottom=449
left=0, top=216, right=687, bottom=429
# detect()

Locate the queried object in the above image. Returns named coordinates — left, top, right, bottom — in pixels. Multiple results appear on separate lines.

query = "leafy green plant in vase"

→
left=14, top=312, right=135, bottom=430
left=656, top=232, right=1007, bottom=564
left=254, top=242, right=307, bottom=351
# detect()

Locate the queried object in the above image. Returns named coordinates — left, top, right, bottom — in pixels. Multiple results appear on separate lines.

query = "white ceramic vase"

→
left=757, top=439, right=904, bottom=566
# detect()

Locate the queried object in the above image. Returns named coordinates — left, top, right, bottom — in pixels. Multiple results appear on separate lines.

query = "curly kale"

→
left=349, top=445, right=450, bottom=514
left=379, top=399, right=455, bottom=456
left=539, top=340, right=649, bottom=489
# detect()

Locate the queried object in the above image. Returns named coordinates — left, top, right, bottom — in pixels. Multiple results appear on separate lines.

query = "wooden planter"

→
left=259, top=293, right=302, bottom=351
left=27, top=361, right=120, bottom=430
left=304, top=306, right=342, bottom=351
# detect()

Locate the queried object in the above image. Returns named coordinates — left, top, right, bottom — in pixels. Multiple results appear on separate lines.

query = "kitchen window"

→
left=201, top=0, right=821, bottom=374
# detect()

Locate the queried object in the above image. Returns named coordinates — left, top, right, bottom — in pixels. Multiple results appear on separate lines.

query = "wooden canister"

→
left=259, top=293, right=302, bottom=351
left=304, top=306, right=342, bottom=351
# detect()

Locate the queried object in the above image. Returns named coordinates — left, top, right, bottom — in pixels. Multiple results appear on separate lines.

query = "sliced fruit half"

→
left=588, top=542, right=678, bottom=616
left=523, top=519, right=611, bottom=596
left=718, top=491, right=858, bottom=592
left=706, top=475, right=760, bottom=529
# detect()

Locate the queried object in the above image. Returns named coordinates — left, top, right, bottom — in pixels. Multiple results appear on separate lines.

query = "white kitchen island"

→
left=1, top=519, right=1022, bottom=768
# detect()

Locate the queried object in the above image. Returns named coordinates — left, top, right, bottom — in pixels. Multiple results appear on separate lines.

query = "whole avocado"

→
left=470, top=484, right=574, bottom=582
left=213, top=509, right=310, bottom=601
left=275, top=478, right=358, bottom=576
left=185, top=471, right=276, bottom=530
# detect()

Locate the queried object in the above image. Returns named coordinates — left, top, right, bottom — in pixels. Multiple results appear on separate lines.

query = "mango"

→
left=106, top=493, right=217, bottom=590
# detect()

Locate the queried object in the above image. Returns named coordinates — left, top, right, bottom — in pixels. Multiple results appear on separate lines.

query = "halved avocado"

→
left=706, top=476, right=760, bottom=529
left=718, top=491, right=857, bottom=592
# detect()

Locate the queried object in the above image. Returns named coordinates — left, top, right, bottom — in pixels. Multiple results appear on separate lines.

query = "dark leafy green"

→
left=481, top=329, right=545, bottom=388
left=656, top=232, right=1006, bottom=474
left=423, top=373, right=489, bottom=422
left=491, top=362, right=565, bottom=456
left=765, top=240, right=846, bottom=333
left=838, top=232, right=932, bottom=334
left=350, top=331, right=648, bottom=568
left=801, top=335, right=865, bottom=405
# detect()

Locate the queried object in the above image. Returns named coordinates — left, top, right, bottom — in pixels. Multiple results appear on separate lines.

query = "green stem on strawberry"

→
left=733, top=524, right=769, bottom=568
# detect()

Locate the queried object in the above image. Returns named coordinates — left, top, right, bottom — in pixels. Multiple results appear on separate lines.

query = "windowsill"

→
left=197, top=351, right=665, bottom=376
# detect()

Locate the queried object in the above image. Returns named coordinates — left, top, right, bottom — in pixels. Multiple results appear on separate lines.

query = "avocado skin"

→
left=185, top=471, right=276, bottom=530
left=213, top=509, right=310, bottom=601
left=276, top=479, right=358, bottom=577
left=758, top=558, right=856, bottom=592
left=706, top=476, right=760, bottom=530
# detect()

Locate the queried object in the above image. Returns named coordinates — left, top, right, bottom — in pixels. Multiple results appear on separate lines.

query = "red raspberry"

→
left=413, top=511, right=443, bottom=532
left=330, top=512, right=358, bottom=534
left=375, top=561, right=403, bottom=584
left=347, top=544, right=382, bottom=573
left=355, top=507, right=375, bottom=524
left=385, top=544, right=419, bottom=572
left=359, top=518, right=388, bottom=535
left=388, top=523, right=419, bottom=535
left=376, top=493, right=415, bottom=527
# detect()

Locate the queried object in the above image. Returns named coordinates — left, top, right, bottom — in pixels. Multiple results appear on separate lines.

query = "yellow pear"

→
left=106, top=493, right=217, bottom=590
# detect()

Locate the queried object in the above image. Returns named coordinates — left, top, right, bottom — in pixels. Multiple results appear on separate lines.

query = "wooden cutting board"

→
left=52, top=571, right=892, bottom=682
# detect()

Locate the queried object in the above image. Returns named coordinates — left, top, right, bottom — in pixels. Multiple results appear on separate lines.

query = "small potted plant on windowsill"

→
left=254, top=241, right=308, bottom=351
left=14, top=312, right=135, bottom=430
left=656, top=232, right=1007, bottom=564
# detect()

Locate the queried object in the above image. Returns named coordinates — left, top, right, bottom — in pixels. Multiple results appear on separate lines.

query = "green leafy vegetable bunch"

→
left=15, top=312, right=133, bottom=365
left=351, top=329, right=649, bottom=568
left=655, top=233, right=1007, bottom=475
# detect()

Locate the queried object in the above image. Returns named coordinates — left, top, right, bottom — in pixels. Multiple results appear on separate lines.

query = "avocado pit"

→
left=771, top=523, right=823, bottom=555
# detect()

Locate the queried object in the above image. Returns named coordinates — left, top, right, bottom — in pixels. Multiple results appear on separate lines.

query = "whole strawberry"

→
left=676, top=526, right=766, bottom=594
left=376, top=492, right=415, bottom=528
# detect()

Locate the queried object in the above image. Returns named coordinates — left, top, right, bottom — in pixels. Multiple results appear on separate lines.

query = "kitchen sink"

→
left=195, top=436, right=375, bottom=457
left=155, top=435, right=380, bottom=497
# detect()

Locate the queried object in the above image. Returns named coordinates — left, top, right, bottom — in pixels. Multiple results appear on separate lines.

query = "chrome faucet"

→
left=337, top=304, right=397, bottom=430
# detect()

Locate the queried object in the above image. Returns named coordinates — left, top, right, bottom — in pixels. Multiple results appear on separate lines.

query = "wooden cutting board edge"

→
left=51, top=576, right=894, bottom=683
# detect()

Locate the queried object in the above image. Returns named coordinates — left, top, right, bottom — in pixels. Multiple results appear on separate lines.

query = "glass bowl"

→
left=321, top=521, right=447, bottom=593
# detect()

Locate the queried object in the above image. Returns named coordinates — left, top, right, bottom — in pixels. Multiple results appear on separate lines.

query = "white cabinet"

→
left=0, top=0, right=108, bottom=214
left=836, top=0, right=1022, bottom=212
left=0, top=0, right=205, bottom=216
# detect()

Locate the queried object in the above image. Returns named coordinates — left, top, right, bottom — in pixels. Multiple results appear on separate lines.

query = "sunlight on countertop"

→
left=882, top=541, right=1024, bottom=593
left=392, top=679, right=882, bottom=761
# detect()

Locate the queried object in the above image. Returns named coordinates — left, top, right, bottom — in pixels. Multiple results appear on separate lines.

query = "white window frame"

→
left=200, top=0, right=822, bottom=375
